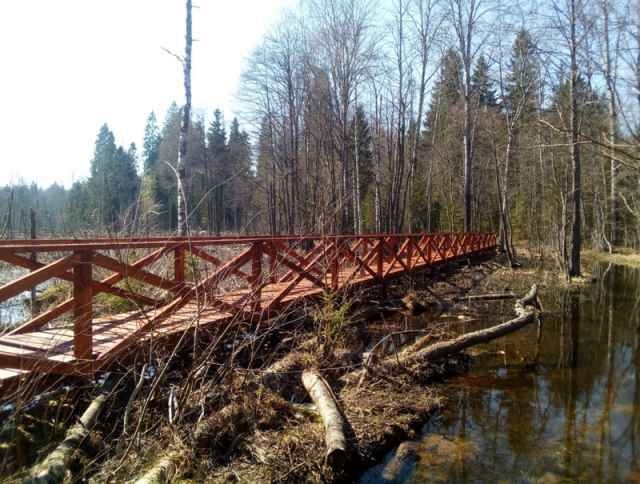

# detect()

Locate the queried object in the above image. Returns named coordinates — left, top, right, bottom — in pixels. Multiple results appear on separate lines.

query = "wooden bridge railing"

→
left=0, top=232, right=496, bottom=368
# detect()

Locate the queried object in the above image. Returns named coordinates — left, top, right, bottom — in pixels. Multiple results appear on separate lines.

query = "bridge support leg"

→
left=174, top=245, right=185, bottom=289
left=73, top=251, right=93, bottom=361
left=377, top=237, right=386, bottom=298
left=331, top=240, right=339, bottom=291
left=251, top=242, right=262, bottom=313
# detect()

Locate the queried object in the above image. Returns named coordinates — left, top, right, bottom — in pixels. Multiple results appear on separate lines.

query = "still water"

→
left=361, top=263, right=640, bottom=483
left=0, top=267, right=29, bottom=329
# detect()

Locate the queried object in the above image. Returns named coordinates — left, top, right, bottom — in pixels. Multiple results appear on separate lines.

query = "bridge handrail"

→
left=0, top=232, right=497, bottom=373
left=0, top=232, right=493, bottom=252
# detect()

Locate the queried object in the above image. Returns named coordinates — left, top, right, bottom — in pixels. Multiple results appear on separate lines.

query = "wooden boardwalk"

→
left=0, top=233, right=496, bottom=386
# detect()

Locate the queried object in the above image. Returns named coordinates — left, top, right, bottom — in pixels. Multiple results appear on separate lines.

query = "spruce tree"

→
left=89, top=124, right=118, bottom=227
left=142, top=112, right=161, bottom=173
left=506, top=30, right=539, bottom=116
left=155, top=102, right=182, bottom=230
left=471, top=55, right=497, bottom=108
left=206, top=109, right=227, bottom=233
left=227, top=117, right=252, bottom=231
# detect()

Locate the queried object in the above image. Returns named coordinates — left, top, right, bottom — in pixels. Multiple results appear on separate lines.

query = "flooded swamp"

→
left=361, top=262, right=640, bottom=483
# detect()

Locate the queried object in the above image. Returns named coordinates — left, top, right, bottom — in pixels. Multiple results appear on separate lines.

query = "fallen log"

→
left=357, top=285, right=540, bottom=382
left=395, top=285, right=540, bottom=370
left=301, top=369, right=348, bottom=471
left=25, top=380, right=113, bottom=484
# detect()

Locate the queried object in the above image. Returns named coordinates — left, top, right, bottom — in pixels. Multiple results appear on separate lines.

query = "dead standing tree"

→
left=164, top=0, right=193, bottom=237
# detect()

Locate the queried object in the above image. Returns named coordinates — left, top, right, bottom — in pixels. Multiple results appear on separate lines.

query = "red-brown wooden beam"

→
left=73, top=251, right=93, bottom=360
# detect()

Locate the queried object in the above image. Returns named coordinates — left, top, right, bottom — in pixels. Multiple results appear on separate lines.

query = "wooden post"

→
left=377, top=237, right=384, bottom=279
left=174, top=245, right=185, bottom=289
left=406, top=237, right=414, bottom=270
left=73, top=251, right=93, bottom=360
left=251, top=242, right=262, bottom=311
left=361, top=239, right=368, bottom=277
left=331, top=239, right=339, bottom=291
left=30, top=208, right=37, bottom=316
left=378, top=237, right=386, bottom=298
left=268, top=241, right=277, bottom=284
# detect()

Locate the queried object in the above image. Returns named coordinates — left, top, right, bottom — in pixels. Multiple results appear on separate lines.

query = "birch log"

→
left=26, top=390, right=109, bottom=484
left=301, top=369, right=348, bottom=470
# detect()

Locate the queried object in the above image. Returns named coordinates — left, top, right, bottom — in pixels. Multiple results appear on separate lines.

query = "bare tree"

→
left=446, top=0, right=490, bottom=232
left=549, top=0, right=591, bottom=277
left=405, top=0, right=443, bottom=231
left=493, top=28, right=540, bottom=266
left=309, top=0, right=377, bottom=233
left=594, top=0, right=624, bottom=249
left=172, top=0, right=192, bottom=236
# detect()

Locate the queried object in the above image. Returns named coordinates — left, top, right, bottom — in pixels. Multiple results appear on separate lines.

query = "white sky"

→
left=0, top=0, right=295, bottom=188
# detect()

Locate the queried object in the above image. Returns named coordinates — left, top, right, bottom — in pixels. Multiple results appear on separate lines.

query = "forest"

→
left=2, top=2, right=640, bottom=482
left=1, top=0, right=639, bottom=279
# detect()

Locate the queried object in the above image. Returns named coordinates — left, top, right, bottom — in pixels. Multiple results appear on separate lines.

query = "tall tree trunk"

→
left=601, top=0, right=618, bottom=249
left=353, top=88, right=362, bottom=234
left=176, top=0, right=192, bottom=237
left=463, top=86, right=472, bottom=232
left=569, top=0, right=582, bottom=277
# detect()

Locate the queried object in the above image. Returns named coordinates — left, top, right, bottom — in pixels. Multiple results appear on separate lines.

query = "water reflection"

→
left=360, top=263, right=640, bottom=483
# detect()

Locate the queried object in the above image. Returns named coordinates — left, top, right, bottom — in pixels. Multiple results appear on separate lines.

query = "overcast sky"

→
left=0, top=0, right=295, bottom=188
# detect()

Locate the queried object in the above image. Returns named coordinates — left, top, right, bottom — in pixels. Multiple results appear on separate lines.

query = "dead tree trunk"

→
left=27, top=387, right=111, bottom=483
left=568, top=0, right=582, bottom=277
left=134, top=453, right=182, bottom=484
left=355, top=285, right=540, bottom=384
left=176, top=0, right=192, bottom=237
left=301, top=369, right=348, bottom=470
